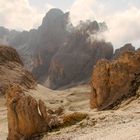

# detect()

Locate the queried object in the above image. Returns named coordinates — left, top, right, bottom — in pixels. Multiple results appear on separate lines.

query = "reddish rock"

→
left=6, top=85, right=60, bottom=140
left=6, top=85, right=87, bottom=139
left=90, top=50, right=140, bottom=110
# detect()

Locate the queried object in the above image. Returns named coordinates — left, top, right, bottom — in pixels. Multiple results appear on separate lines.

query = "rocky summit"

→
left=113, top=43, right=135, bottom=59
left=6, top=84, right=87, bottom=139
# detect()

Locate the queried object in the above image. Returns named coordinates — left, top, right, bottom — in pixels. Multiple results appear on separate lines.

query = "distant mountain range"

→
left=0, top=8, right=136, bottom=89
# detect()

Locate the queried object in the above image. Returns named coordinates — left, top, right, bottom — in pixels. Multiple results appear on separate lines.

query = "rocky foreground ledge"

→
left=6, top=84, right=87, bottom=140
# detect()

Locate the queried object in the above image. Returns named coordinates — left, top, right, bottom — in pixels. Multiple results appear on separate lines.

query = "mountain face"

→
left=0, top=45, right=36, bottom=95
left=47, top=33, right=113, bottom=89
left=0, top=8, right=114, bottom=89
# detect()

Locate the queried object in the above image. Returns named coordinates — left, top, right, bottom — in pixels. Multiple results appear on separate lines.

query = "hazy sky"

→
left=0, top=0, right=140, bottom=48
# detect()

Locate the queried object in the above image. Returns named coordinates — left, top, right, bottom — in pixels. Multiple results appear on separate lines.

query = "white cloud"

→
left=104, top=6, right=140, bottom=48
left=45, top=3, right=54, bottom=11
left=0, top=0, right=44, bottom=30
left=69, top=0, right=140, bottom=48
left=70, top=0, right=95, bottom=25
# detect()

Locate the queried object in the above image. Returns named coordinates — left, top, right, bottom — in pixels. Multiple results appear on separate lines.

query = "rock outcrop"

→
left=6, top=84, right=87, bottom=139
left=6, top=85, right=58, bottom=140
left=113, top=43, right=135, bottom=59
left=0, top=45, right=36, bottom=95
left=90, top=50, right=140, bottom=110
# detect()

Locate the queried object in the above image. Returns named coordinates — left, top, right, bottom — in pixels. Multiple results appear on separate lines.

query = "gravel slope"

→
left=1, top=85, right=140, bottom=140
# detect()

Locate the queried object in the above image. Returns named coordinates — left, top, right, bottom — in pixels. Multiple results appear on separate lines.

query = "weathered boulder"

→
left=0, top=45, right=36, bottom=95
left=6, top=84, right=87, bottom=139
left=6, top=84, right=60, bottom=140
left=90, top=50, right=140, bottom=110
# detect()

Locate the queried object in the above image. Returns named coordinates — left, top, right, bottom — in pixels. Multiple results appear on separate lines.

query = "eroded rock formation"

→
left=6, top=84, right=87, bottom=139
left=0, top=45, right=36, bottom=95
left=6, top=84, right=60, bottom=140
left=90, top=50, right=140, bottom=110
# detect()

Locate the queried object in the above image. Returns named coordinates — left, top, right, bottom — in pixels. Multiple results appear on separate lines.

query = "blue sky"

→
left=1, top=0, right=140, bottom=48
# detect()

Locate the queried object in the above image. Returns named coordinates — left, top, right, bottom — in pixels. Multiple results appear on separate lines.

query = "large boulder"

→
left=90, top=50, right=140, bottom=110
left=0, top=45, right=36, bottom=95
left=6, top=85, right=58, bottom=140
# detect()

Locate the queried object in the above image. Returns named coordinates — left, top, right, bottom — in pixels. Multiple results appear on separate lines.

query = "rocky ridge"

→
left=0, top=45, right=36, bottom=95
left=113, top=43, right=135, bottom=59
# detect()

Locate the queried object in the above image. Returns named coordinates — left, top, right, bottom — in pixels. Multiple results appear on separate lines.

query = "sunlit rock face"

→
left=6, top=85, right=56, bottom=140
left=0, top=45, right=36, bottom=95
left=90, top=50, right=140, bottom=110
left=6, top=84, right=87, bottom=140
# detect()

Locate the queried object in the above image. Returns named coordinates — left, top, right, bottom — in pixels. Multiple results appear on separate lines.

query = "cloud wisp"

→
left=104, top=6, right=140, bottom=48
left=69, top=0, right=96, bottom=25
left=0, top=0, right=44, bottom=30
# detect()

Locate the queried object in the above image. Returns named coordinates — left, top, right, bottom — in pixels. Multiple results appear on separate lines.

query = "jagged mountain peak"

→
left=41, top=8, right=65, bottom=27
